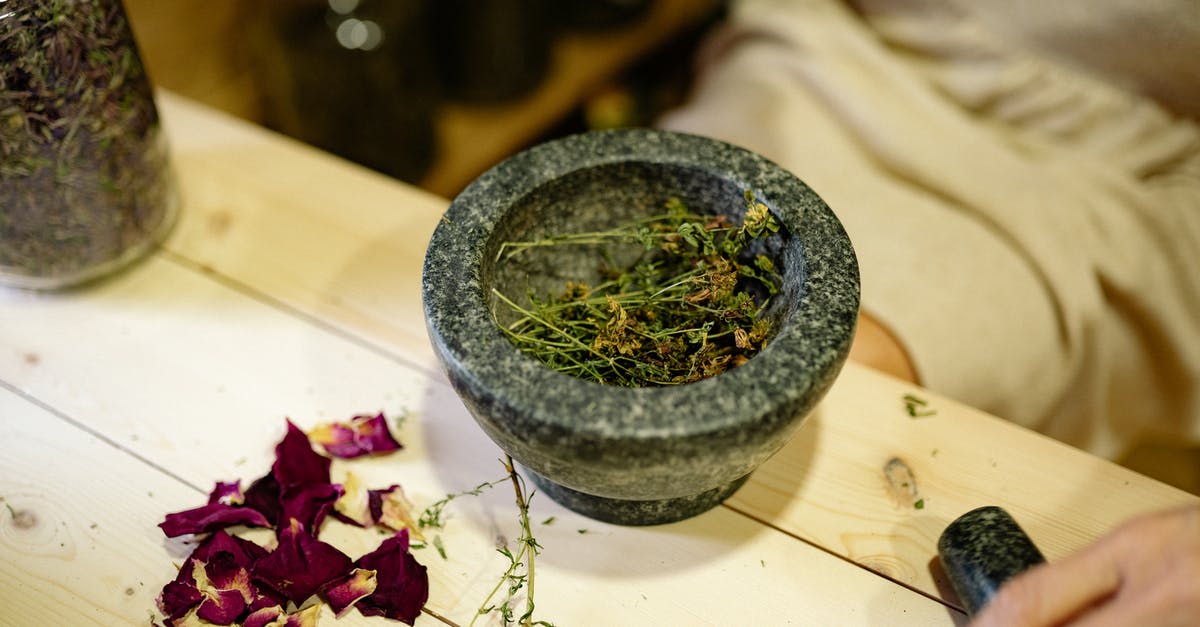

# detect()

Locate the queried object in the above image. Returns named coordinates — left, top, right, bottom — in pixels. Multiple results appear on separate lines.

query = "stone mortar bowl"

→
left=422, top=129, right=859, bottom=525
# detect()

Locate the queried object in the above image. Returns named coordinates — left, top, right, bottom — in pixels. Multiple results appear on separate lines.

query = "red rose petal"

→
left=322, top=567, right=378, bottom=617
left=244, top=472, right=283, bottom=526
left=368, top=484, right=424, bottom=540
left=252, top=519, right=353, bottom=604
left=243, top=605, right=285, bottom=627
left=273, top=420, right=331, bottom=488
left=242, top=604, right=319, bottom=627
left=354, top=529, right=429, bottom=625
left=309, top=413, right=402, bottom=459
left=196, top=587, right=247, bottom=625
left=159, top=502, right=271, bottom=538
left=192, top=531, right=269, bottom=568
left=157, top=578, right=202, bottom=621
left=208, top=481, right=245, bottom=506
left=279, top=482, right=344, bottom=533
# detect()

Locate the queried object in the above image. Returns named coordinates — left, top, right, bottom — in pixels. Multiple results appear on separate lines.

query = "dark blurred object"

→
left=937, top=506, right=1047, bottom=617
left=543, top=3, right=724, bottom=135
left=553, top=0, right=655, bottom=32
left=430, top=0, right=553, bottom=103
left=259, top=0, right=438, bottom=183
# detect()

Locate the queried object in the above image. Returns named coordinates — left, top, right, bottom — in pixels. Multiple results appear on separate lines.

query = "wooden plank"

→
left=153, top=94, right=1200, bottom=611
left=730, top=363, right=1200, bottom=609
left=0, top=257, right=959, bottom=625
left=157, top=91, right=447, bottom=372
left=0, top=386, right=206, bottom=626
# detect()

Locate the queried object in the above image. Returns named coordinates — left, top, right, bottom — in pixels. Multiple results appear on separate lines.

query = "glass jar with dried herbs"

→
left=0, top=0, right=177, bottom=289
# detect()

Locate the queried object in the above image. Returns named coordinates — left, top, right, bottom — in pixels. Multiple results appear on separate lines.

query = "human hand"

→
left=971, top=505, right=1200, bottom=626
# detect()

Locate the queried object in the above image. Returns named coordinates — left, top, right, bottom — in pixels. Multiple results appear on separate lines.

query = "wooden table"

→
left=1, top=93, right=1195, bottom=626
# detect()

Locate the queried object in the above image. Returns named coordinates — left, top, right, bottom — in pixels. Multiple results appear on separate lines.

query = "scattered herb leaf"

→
left=914, top=499, right=926, bottom=510
left=903, top=393, right=937, bottom=418
left=433, top=535, right=447, bottom=560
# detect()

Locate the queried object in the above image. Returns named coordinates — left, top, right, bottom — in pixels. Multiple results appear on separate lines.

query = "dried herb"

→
left=0, top=0, right=174, bottom=286
left=903, top=393, right=937, bottom=418
left=416, top=460, right=555, bottom=627
left=472, top=455, right=555, bottom=627
left=495, top=192, right=783, bottom=387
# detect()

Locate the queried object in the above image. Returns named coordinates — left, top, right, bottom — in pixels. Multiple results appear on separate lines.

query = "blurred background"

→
left=122, top=0, right=726, bottom=199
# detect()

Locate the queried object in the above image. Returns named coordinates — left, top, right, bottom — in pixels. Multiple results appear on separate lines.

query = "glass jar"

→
left=0, top=0, right=178, bottom=289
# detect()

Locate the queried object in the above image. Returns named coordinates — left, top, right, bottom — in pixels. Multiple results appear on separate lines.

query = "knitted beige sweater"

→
left=659, top=0, right=1200, bottom=459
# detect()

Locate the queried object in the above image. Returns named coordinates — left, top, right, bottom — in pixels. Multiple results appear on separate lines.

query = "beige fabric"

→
left=659, top=0, right=1200, bottom=459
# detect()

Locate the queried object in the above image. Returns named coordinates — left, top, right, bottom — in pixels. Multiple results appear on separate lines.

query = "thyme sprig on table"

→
left=471, top=456, right=555, bottom=627
left=417, top=458, right=555, bottom=627
left=494, top=192, right=783, bottom=387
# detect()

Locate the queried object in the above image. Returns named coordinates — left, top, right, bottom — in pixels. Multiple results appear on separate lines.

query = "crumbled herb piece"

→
left=433, top=535, right=447, bottom=560
left=903, top=393, right=937, bottom=417
left=541, top=516, right=556, bottom=526
left=418, top=477, right=508, bottom=530
left=494, top=192, right=783, bottom=387
left=914, top=499, right=926, bottom=510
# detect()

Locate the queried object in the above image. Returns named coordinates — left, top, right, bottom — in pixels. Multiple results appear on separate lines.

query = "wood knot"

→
left=207, top=210, right=234, bottom=237
left=11, top=508, right=37, bottom=529
left=883, top=457, right=923, bottom=509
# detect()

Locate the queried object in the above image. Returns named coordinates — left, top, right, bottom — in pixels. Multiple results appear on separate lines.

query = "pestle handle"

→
left=937, top=505, right=1047, bottom=616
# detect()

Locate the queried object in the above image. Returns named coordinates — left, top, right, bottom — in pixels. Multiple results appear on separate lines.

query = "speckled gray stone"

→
left=938, top=506, right=1047, bottom=616
left=421, top=128, right=859, bottom=525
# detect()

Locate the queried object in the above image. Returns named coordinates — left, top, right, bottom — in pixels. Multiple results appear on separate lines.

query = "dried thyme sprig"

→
left=471, top=455, right=555, bottom=627
left=495, top=192, right=782, bottom=387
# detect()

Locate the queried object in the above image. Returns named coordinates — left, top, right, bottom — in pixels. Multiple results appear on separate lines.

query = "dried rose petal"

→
left=369, top=484, right=425, bottom=541
left=208, top=481, right=245, bottom=506
left=252, top=519, right=353, bottom=604
left=192, top=530, right=269, bottom=568
left=309, top=412, right=402, bottom=459
left=157, top=578, right=202, bottom=621
left=243, top=604, right=321, bottom=627
left=243, top=605, right=286, bottom=627
left=244, top=472, right=282, bottom=526
left=332, top=471, right=372, bottom=528
left=159, top=502, right=271, bottom=538
left=273, top=420, right=331, bottom=488
left=192, top=544, right=266, bottom=625
left=195, top=587, right=247, bottom=625
left=158, top=532, right=271, bottom=624
left=322, top=567, right=378, bottom=617
left=354, top=529, right=428, bottom=624
left=279, top=482, right=344, bottom=533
